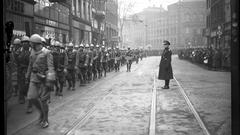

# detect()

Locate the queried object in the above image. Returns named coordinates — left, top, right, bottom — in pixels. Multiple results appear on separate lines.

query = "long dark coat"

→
left=158, top=48, right=173, bottom=80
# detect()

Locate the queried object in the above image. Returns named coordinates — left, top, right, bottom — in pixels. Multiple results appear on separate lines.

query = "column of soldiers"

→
left=178, top=46, right=230, bottom=71
left=7, top=34, right=146, bottom=129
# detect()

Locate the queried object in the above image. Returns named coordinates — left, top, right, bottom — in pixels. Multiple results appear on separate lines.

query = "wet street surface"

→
left=8, top=56, right=231, bottom=135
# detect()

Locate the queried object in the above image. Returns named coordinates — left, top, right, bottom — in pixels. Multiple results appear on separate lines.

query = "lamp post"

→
left=217, top=25, right=223, bottom=49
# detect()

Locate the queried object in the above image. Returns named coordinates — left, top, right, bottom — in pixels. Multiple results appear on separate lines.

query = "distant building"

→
left=105, top=0, right=118, bottom=48
left=122, top=0, right=206, bottom=50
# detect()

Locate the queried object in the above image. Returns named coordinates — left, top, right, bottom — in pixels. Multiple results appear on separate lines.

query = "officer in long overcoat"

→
left=158, top=40, right=173, bottom=89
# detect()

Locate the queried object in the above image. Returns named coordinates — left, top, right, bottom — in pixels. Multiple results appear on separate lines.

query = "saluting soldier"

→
left=26, top=34, right=55, bottom=128
left=66, top=43, right=77, bottom=90
left=75, top=44, right=89, bottom=86
left=158, top=40, right=173, bottom=89
left=18, top=36, right=33, bottom=113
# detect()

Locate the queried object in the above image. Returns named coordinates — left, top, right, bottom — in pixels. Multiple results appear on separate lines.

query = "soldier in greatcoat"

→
left=158, top=40, right=173, bottom=89
left=66, top=43, right=77, bottom=90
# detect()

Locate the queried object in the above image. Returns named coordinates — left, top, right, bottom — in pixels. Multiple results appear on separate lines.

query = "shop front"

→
left=34, top=17, right=70, bottom=44
left=6, top=0, right=35, bottom=39
left=71, top=20, right=92, bottom=44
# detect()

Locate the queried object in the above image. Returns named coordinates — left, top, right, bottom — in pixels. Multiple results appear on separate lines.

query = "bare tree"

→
left=118, top=0, right=136, bottom=48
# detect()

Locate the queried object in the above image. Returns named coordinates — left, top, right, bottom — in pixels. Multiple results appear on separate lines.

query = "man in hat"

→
left=26, top=34, right=55, bottom=128
left=66, top=43, right=77, bottom=90
left=17, top=36, right=33, bottom=113
left=158, top=40, right=173, bottom=89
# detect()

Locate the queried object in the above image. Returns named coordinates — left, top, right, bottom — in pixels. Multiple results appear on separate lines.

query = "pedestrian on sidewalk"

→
left=158, top=40, right=173, bottom=89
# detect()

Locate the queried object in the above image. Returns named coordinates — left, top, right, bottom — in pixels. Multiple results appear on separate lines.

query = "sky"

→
left=118, top=0, right=180, bottom=15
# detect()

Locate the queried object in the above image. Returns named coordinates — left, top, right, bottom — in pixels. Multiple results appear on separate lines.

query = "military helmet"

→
left=54, top=41, right=60, bottom=47
left=96, top=44, right=99, bottom=48
left=116, top=46, right=119, bottom=49
left=68, top=42, right=74, bottom=47
left=30, top=34, right=42, bottom=44
left=40, top=37, right=46, bottom=44
left=85, top=44, right=89, bottom=48
left=21, top=36, right=30, bottom=42
left=13, top=38, right=21, bottom=45
left=90, top=44, right=94, bottom=47
left=101, top=45, right=105, bottom=48
left=80, top=44, right=84, bottom=47
left=75, top=44, right=80, bottom=48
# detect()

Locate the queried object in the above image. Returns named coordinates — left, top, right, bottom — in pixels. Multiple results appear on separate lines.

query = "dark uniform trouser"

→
left=79, top=66, right=87, bottom=84
left=87, top=65, right=93, bottom=81
left=28, top=81, right=50, bottom=123
left=115, top=60, right=120, bottom=71
left=66, top=69, right=75, bottom=88
left=96, top=62, right=102, bottom=77
left=92, top=62, right=98, bottom=79
left=56, top=71, right=65, bottom=93
left=102, top=62, right=108, bottom=76
left=18, top=68, right=32, bottom=108
left=127, top=60, right=132, bottom=71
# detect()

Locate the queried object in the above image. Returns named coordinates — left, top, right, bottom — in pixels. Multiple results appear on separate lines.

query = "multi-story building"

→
left=123, top=0, right=206, bottom=50
left=71, top=0, right=92, bottom=44
left=168, top=0, right=206, bottom=49
left=92, top=0, right=106, bottom=45
left=205, top=0, right=231, bottom=49
left=5, top=0, right=36, bottom=38
left=33, top=0, right=71, bottom=44
left=105, top=0, right=118, bottom=48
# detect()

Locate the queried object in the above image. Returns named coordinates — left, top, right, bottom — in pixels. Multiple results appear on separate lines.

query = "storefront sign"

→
left=73, top=20, right=92, bottom=31
left=7, top=0, right=34, bottom=16
left=46, top=20, right=58, bottom=27
left=13, top=30, right=26, bottom=36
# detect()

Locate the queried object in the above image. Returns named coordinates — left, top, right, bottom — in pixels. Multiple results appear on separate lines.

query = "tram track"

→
left=149, top=56, right=211, bottom=135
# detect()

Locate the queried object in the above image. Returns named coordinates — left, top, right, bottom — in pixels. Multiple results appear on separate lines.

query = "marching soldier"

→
left=66, top=43, right=77, bottom=90
left=51, top=41, right=68, bottom=96
left=11, top=39, right=22, bottom=98
left=158, top=40, right=173, bottom=89
left=91, top=44, right=98, bottom=80
left=126, top=47, right=133, bottom=72
left=101, top=46, right=109, bottom=77
left=86, top=44, right=93, bottom=82
left=95, top=45, right=102, bottom=78
left=107, top=47, right=112, bottom=72
left=75, top=44, right=89, bottom=86
left=114, top=46, right=121, bottom=72
left=26, top=34, right=55, bottom=128
left=18, top=36, right=33, bottom=113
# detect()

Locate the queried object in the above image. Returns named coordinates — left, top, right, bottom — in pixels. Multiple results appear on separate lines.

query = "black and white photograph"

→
left=3, top=0, right=239, bottom=135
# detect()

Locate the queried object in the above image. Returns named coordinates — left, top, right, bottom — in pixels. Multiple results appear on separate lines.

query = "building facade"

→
left=105, top=0, right=118, bottom=48
left=6, top=0, right=36, bottom=39
left=71, top=0, right=92, bottom=44
left=205, top=0, right=231, bottom=50
left=92, top=0, right=106, bottom=45
left=33, top=0, right=71, bottom=44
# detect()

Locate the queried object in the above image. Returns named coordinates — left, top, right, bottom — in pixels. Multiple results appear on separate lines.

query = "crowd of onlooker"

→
left=178, top=47, right=230, bottom=71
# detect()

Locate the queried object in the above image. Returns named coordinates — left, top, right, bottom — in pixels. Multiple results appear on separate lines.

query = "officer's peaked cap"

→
left=163, top=40, right=170, bottom=45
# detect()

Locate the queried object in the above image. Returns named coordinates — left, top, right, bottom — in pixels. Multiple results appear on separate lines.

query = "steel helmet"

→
left=68, top=42, right=74, bottom=47
left=116, top=46, right=119, bottom=49
left=30, top=34, right=42, bottom=44
left=13, top=38, right=21, bottom=45
left=75, top=44, right=80, bottom=48
left=80, top=44, right=84, bottom=47
left=54, top=41, right=60, bottom=47
left=96, top=44, right=99, bottom=48
left=21, top=36, right=30, bottom=42
left=59, top=42, right=64, bottom=48
left=40, top=37, right=46, bottom=44
left=90, top=44, right=94, bottom=47
left=101, top=45, right=105, bottom=48
left=85, top=44, right=89, bottom=48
